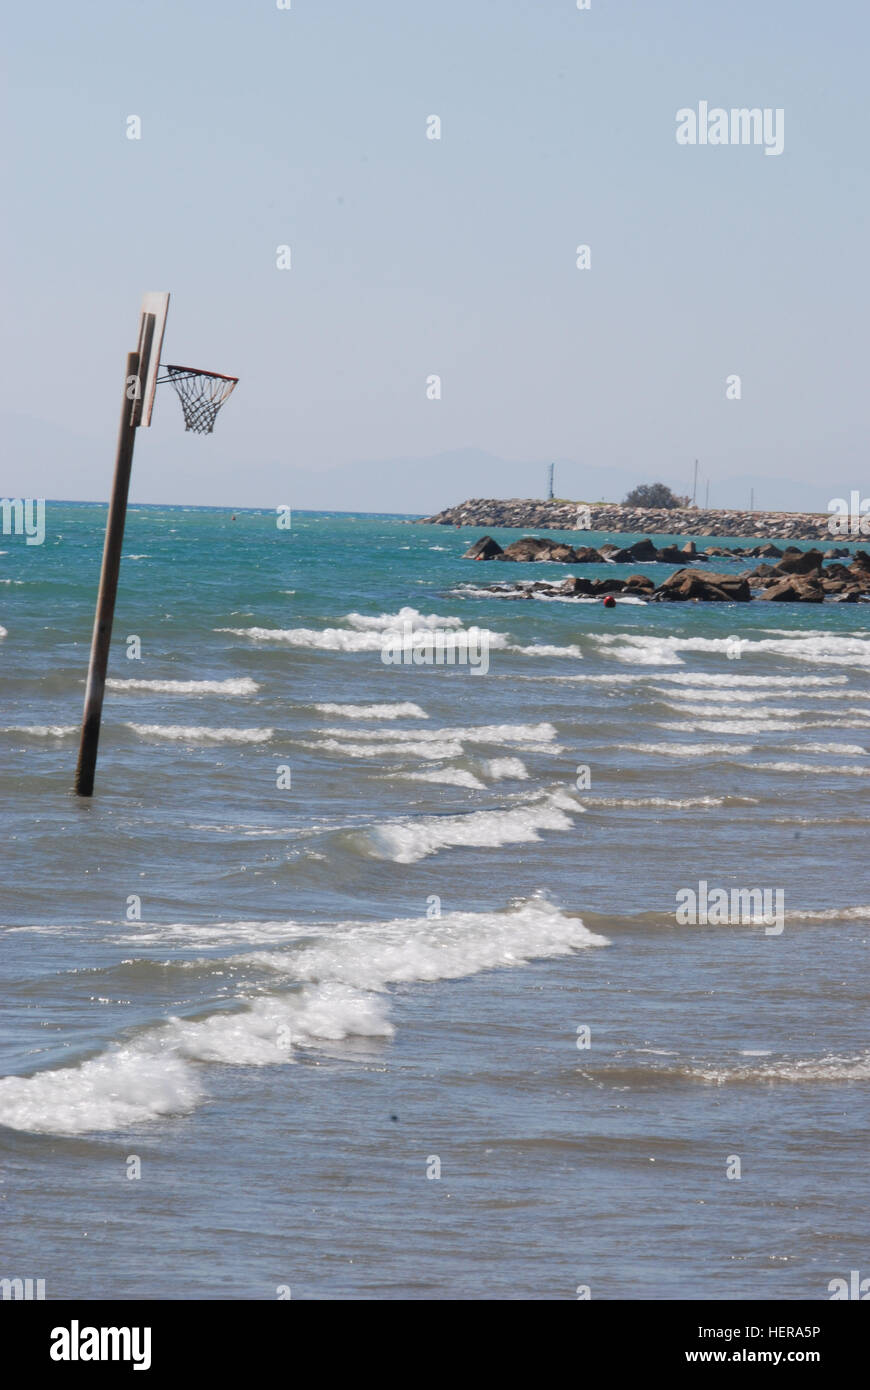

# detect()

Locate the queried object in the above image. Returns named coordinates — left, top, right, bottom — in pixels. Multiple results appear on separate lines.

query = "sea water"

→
left=0, top=505, right=868, bottom=1299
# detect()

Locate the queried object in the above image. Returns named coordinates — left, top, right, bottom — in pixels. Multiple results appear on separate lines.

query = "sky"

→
left=3, top=0, right=868, bottom=512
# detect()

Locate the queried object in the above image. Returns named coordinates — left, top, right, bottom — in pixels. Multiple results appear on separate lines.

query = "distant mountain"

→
left=2, top=413, right=844, bottom=517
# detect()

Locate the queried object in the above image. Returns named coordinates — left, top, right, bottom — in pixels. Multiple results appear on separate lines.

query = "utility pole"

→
left=691, top=459, right=699, bottom=506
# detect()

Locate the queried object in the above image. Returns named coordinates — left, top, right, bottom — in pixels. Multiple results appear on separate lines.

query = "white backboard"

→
left=135, top=291, right=170, bottom=426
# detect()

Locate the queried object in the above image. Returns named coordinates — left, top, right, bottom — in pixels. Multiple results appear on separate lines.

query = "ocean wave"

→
left=313, top=702, right=428, bottom=719
left=127, top=724, right=274, bottom=743
left=360, top=787, right=584, bottom=863
left=616, top=742, right=754, bottom=757
left=576, top=1050, right=870, bottom=1088
left=656, top=719, right=811, bottom=734
left=580, top=795, right=744, bottom=808
left=739, top=760, right=870, bottom=776
left=319, top=721, right=557, bottom=746
left=0, top=899, right=606, bottom=1135
left=0, top=1050, right=203, bottom=1135
left=543, top=673, right=849, bottom=688
left=237, top=897, right=608, bottom=993
left=796, top=742, right=867, bottom=755
left=305, top=737, right=466, bottom=761
left=659, top=700, right=822, bottom=717
left=345, top=607, right=464, bottom=631
left=507, top=643, right=584, bottom=658
left=688, top=1052, right=870, bottom=1085
left=108, top=678, right=259, bottom=694
left=654, top=687, right=859, bottom=705
left=216, top=624, right=508, bottom=653
left=308, top=722, right=561, bottom=762
left=591, top=633, right=870, bottom=668
left=384, top=768, right=487, bottom=789
left=0, top=724, right=77, bottom=737
left=484, top=757, right=530, bottom=780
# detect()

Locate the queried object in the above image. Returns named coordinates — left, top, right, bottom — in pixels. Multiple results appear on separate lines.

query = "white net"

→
left=161, top=365, right=239, bottom=434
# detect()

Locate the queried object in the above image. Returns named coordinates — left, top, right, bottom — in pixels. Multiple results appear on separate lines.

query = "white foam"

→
left=127, top=724, right=274, bottom=743
left=784, top=904, right=870, bottom=920
left=580, top=795, right=735, bottom=808
left=362, top=787, right=583, bottom=863
left=239, top=897, right=609, bottom=993
left=320, top=721, right=557, bottom=747
left=108, top=678, right=259, bottom=694
left=591, top=633, right=870, bottom=668
left=691, top=1052, right=870, bottom=1085
left=0, top=725, right=76, bottom=737
left=345, top=607, right=464, bottom=632
left=739, top=760, right=870, bottom=776
left=616, top=742, right=753, bottom=757
left=306, top=737, right=465, bottom=761
left=0, top=1049, right=203, bottom=1135
left=797, top=742, right=867, bottom=755
left=217, top=623, right=507, bottom=653
left=653, top=688, right=852, bottom=705
left=484, top=757, right=530, bottom=780
left=0, top=899, right=607, bottom=1135
left=313, top=702, right=428, bottom=720
left=508, top=643, right=585, bottom=658
left=387, top=768, right=487, bottom=790
left=656, top=719, right=806, bottom=734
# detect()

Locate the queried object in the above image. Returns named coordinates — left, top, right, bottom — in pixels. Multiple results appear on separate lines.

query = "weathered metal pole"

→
left=74, top=350, right=140, bottom=796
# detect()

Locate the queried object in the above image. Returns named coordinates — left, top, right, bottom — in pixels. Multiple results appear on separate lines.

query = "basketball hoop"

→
left=158, top=364, right=239, bottom=434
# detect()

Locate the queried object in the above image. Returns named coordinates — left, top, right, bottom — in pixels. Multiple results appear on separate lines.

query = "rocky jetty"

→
left=466, top=545, right=870, bottom=603
left=423, top=497, right=837, bottom=541
left=462, top=534, right=853, bottom=567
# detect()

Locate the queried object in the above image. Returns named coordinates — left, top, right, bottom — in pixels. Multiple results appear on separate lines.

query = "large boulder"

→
left=742, top=562, right=777, bottom=581
left=572, top=546, right=604, bottom=563
left=772, top=549, right=824, bottom=576
left=654, top=568, right=751, bottom=602
left=500, top=537, right=549, bottom=561
left=757, top=576, right=825, bottom=602
left=627, top=538, right=659, bottom=562
left=501, top=536, right=576, bottom=562
left=463, top=535, right=503, bottom=560
left=846, top=561, right=870, bottom=590
left=559, top=575, right=596, bottom=595
left=658, top=544, right=694, bottom=563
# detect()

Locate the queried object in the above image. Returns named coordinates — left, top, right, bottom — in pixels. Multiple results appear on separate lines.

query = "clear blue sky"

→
left=3, top=0, right=868, bottom=511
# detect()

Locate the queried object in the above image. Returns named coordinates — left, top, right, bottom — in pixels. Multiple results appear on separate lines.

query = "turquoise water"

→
left=0, top=504, right=868, bottom=1298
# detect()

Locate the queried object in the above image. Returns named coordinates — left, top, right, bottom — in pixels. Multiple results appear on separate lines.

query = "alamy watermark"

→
left=676, top=103, right=785, bottom=157
left=1, top=1276, right=45, bottom=1300
left=827, top=1270, right=870, bottom=1299
left=827, top=492, right=870, bottom=537
left=676, top=880, right=784, bottom=935
left=1, top=497, right=45, bottom=545
left=380, top=619, right=491, bottom=674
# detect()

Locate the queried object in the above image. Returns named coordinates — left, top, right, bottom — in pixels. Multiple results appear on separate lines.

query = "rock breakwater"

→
left=421, top=497, right=836, bottom=541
